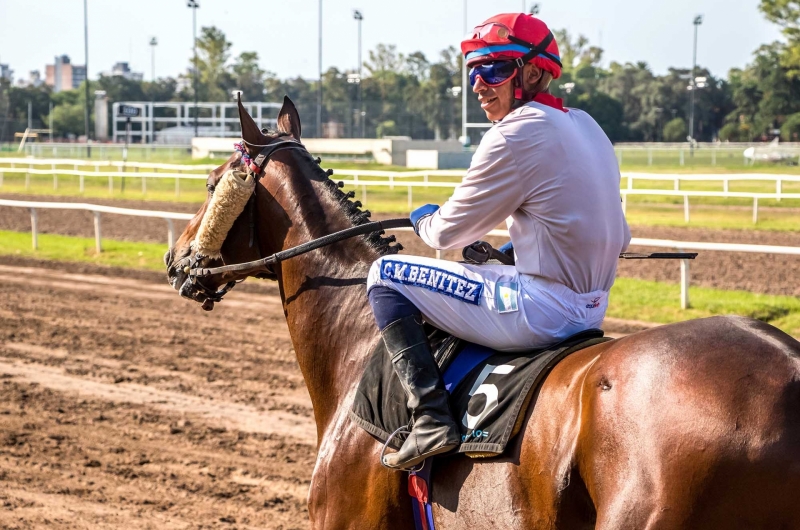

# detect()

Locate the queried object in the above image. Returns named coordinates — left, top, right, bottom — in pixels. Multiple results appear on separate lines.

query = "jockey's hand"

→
left=462, top=241, right=492, bottom=264
left=410, top=204, right=440, bottom=236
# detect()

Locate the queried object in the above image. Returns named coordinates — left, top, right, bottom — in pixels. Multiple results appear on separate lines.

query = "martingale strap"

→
left=409, top=463, right=436, bottom=530
left=407, top=347, right=491, bottom=530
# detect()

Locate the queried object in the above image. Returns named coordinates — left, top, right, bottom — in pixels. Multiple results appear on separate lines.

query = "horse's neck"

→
left=272, top=170, right=383, bottom=438
left=283, top=255, right=378, bottom=434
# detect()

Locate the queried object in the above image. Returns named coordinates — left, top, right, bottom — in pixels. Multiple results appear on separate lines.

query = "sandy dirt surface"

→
left=0, top=262, right=315, bottom=529
left=2, top=194, right=798, bottom=296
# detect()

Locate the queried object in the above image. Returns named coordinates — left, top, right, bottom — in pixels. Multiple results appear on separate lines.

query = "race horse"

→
left=165, top=97, right=800, bottom=529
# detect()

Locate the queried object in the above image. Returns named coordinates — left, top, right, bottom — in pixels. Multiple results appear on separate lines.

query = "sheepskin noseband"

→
left=194, top=169, right=256, bottom=259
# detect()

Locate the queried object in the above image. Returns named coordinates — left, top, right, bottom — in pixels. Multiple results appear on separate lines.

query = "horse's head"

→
left=165, top=95, right=303, bottom=310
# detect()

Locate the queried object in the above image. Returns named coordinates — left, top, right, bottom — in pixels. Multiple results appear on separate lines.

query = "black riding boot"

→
left=381, top=315, right=461, bottom=470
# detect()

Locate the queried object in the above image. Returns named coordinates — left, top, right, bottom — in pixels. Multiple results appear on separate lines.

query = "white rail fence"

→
left=1, top=199, right=799, bottom=310
left=0, top=199, right=194, bottom=252
left=333, top=180, right=800, bottom=223
left=1, top=171, right=797, bottom=222
left=1, top=158, right=799, bottom=222
left=0, top=158, right=461, bottom=197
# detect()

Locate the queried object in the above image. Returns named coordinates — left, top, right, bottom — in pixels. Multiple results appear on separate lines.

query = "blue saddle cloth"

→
left=350, top=328, right=609, bottom=455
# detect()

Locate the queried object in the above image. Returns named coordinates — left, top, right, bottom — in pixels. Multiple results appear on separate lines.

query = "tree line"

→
left=1, top=0, right=799, bottom=144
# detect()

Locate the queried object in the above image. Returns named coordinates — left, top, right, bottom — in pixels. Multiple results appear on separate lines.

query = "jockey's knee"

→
left=367, top=259, right=419, bottom=330
left=368, top=286, right=419, bottom=330
left=367, top=258, right=384, bottom=291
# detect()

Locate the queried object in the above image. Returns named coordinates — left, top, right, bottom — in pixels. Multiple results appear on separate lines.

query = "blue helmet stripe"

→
left=466, top=44, right=561, bottom=63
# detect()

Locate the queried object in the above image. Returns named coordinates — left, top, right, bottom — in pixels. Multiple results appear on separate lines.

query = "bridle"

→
left=174, top=135, right=412, bottom=307
left=173, top=135, right=307, bottom=305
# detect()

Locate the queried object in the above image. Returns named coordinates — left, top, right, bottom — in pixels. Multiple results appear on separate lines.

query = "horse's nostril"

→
left=164, top=249, right=173, bottom=267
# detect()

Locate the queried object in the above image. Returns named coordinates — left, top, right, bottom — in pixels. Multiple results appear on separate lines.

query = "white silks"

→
left=193, top=169, right=256, bottom=259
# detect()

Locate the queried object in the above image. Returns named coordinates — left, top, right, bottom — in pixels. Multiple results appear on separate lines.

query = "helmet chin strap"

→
left=512, top=73, right=534, bottom=109
left=506, top=30, right=561, bottom=109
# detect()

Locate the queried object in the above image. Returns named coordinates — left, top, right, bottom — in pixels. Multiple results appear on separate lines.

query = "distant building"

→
left=103, top=62, right=143, bottom=82
left=0, top=63, right=12, bottom=83
left=175, top=75, right=192, bottom=94
left=26, top=70, right=43, bottom=87
left=45, top=55, right=86, bottom=92
left=15, top=71, right=43, bottom=88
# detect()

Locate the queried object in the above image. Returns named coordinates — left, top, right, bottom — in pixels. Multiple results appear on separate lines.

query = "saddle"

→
left=350, top=326, right=611, bottom=457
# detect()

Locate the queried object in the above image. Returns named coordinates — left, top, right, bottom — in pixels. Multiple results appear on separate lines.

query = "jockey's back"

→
left=417, top=96, right=630, bottom=294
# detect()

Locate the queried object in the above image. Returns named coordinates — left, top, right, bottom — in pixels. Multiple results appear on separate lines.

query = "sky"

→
left=0, top=0, right=784, bottom=84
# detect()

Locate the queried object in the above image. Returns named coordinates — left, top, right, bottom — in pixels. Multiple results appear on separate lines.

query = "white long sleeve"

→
left=416, top=99, right=630, bottom=294
left=416, top=128, right=525, bottom=250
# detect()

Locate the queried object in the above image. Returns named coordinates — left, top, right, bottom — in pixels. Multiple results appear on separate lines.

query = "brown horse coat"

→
left=167, top=98, right=800, bottom=529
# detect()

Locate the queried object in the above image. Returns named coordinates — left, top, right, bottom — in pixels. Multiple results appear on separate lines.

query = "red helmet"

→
left=461, top=13, right=562, bottom=80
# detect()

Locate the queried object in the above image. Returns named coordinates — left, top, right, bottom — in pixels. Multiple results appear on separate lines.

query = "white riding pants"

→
left=367, top=255, right=608, bottom=352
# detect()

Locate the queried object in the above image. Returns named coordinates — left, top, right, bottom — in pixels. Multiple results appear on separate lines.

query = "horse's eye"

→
left=206, top=184, right=215, bottom=195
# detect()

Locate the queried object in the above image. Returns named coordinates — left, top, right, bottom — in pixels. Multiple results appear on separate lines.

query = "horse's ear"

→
left=277, top=96, right=302, bottom=139
left=237, top=94, right=266, bottom=147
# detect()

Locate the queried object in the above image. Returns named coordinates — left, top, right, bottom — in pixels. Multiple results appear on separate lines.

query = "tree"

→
left=2, top=83, right=53, bottom=140
left=725, top=42, right=800, bottom=140
left=573, top=92, right=626, bottom=142
left=719, top=122, right=750, bottom=142
left=780, top=111, right=800, bottom=140
left=759, top=0, right=800, bottom=76
left=418, top=47, right=462, bottom=140
left=193, top=26, right=233, bottom=101
left=50, top=101, right=87, bottom=138
left=96, top=75, right=145, bottom=102
left=142, top=78, right=179, bottom=102
left=232, top=52, right=266, bottom=101
left=663, top=117, right=687, bottom=142
left=263, top=73, right=320, bottom=133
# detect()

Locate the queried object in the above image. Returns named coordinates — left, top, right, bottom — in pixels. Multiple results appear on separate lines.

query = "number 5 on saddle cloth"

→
left=350, top=325, right=609, bottom=457
left=350, top=322, right=608, bottom=530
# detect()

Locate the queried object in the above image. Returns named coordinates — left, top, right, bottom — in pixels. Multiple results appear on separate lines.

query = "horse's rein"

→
left=190, top=218, right=413, bottom=278
left=183, top=138, right=413, bottom=281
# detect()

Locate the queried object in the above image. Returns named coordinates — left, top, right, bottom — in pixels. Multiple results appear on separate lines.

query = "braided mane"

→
left=251, top=127, right=403, bottom=256
left=318, top=162, right=404, bottom=256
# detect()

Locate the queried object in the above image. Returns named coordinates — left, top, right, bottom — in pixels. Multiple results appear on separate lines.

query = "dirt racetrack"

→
left=0, top=194, right=798, bottom=529
left=0, top=263, right=315, bottom=529
left=1, top=194, right=799, bottom=296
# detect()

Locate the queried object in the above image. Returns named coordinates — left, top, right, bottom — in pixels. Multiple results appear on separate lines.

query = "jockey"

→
left=366, top=12, right=631, bottom=470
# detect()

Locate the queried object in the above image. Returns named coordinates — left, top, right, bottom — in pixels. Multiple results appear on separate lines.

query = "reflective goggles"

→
left=469, top=61, right=518, bottom=87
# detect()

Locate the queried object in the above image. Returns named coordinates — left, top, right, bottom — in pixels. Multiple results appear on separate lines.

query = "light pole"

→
left=83, top=0, right=91, bottom=157
left=688, top=14, right=702, bottom=143
left=353, top=9, right=364, bottom=138
left=188, top=0, right=199, bottom=138
left=317, top=0, right=323, bottom=138
left=149, top=37, right=158, bottom=82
